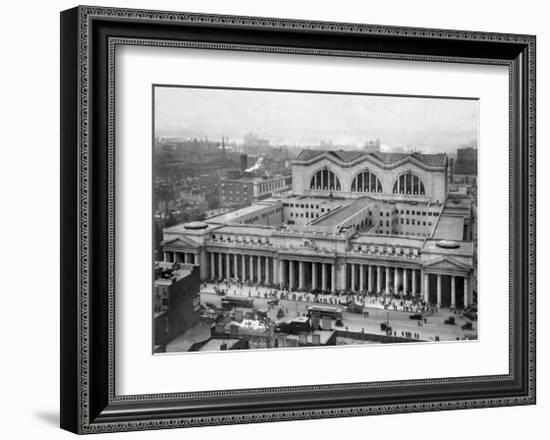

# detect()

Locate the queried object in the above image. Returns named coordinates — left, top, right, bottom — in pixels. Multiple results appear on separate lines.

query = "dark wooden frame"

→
left=60, top=5, right=536, bottom=434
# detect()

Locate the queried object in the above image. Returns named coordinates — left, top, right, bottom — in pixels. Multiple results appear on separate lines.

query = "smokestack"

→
left=240, top=154, right=248, bottom=172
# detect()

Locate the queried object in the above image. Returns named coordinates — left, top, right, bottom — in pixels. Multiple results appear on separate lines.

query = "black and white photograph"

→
left=152, top=86, right=479, bottom=353
left=54, top=3, right=537, bottom=436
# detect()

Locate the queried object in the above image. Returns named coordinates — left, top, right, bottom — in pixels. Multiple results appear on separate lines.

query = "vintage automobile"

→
left=409, top=313, right=423, bottom=320
left=462, top=322, right=473, bottom=331
left=347, top=301, right=364, bottom=314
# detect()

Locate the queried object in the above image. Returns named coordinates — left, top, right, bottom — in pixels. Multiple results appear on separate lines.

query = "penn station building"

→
left=161, top=149, right=476, bottom=309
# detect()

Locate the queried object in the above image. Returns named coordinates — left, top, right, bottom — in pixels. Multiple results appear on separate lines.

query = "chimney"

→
left=240, top=154, right=248, bottom=172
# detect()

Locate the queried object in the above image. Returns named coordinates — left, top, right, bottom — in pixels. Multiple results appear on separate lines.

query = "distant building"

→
left=243, top=132, right=270, bottom=152
left=154, top=262, right=201, bottom=349
left=363, top=139, right=381, bottom=153
left=219, top=174, right=292, bottom=207
left=454, top=147, right=477, bottom=175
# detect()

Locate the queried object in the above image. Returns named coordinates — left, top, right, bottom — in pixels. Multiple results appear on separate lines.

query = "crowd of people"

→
left=202, top=278, right=438, bottom=314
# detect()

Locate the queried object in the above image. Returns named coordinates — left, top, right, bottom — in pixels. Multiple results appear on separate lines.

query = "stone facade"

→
left=160, top=150, right=475, bottom=309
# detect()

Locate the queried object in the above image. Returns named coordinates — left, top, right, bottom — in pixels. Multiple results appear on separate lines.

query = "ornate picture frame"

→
left=60, top=5, right=536, bottom=434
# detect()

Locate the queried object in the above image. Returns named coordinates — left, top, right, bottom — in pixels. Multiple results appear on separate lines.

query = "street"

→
left=200, top=282, right=477, bottom=342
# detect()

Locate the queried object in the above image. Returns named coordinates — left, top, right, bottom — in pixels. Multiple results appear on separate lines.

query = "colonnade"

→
left=203, top=251, right=472, bottom=308
left=424, top=273, right=471, bottom=308
left=344, top=263, right=419, bottom=297
left=163, top=251, right=198, bottom=265
left=209, top=252, right=277, bottom=285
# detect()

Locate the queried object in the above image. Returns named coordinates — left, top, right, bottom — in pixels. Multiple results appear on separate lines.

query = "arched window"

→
left=392, top=172, right=426, bottom=195
left=351, top=170, right=383, bottom=193
left=310, top=169, right=342, bottom=191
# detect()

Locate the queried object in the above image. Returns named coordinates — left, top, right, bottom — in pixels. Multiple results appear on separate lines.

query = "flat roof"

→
left=433, top=215, right=464, bottom=241
left=214, top=225, right=274, bottom=236
left=314, top=198, right=374, bottom=227
left=154, top=262, right=193, bottom=284
left=198, top=339, right=240, bottom=352
left=353, top=234, right=424, bottom=247
left=206, top=202, right=278, bottom=224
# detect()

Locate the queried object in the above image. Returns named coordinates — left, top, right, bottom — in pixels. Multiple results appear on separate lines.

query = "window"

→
left=310, top=169, right=342, bottom=190
left=393, top=172, right=426, bottom=195
left=351, top=170, right=383, bottom=193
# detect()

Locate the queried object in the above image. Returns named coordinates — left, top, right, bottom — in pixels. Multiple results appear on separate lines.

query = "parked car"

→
left=409, top=313, right=423, bottom=320
left=462, top=322, right=473, bottom=331
left=444, top=316, right=456, bottom=325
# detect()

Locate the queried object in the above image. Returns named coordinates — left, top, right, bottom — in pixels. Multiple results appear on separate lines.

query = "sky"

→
left=154, top=86, right=478, bottom=154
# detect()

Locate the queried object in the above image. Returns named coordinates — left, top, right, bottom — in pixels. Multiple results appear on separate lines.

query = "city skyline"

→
left=154, top=86, right=478, bottom=154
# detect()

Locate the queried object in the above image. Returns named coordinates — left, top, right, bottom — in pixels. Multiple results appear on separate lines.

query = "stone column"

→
left=249, top=255, right=254, bottom=281
left=412, top=269, right=417, bottom=296
left=265, top=256, right=270, bottom=284
left=424, top=273, right=429, bottom=302
left=242, top=254, right=247, bottom=281
left=451, top=275, right=456, bottom=308
left=359, top=264, right=364, bottom=292
left=279, top=260, right=284, bottom=287
left=385, top=266, right=390, bottom=294
left=377, top=266, right=381, bottom=293
left=321, top=263, right=327, bottom=290
left=437, top=274, right=442, bottom=306
left=289, top=260, right=295, bottom=290
left=369, top=265, right=374, bottom=292
left=312, top=262, right=318, bottom=290
left=163, top=251, right=169, bottom=262
left=226, top=253, right=231, bottom=279
left=394, top=267, right=399, bottom=294
left=218, top=253, right=223, bottom=280
left=404, top=268, right=408, bottom=295
left=463, top=276, right=469, bottom=308
left=234, top=254, right=239, bottom=280
left=273, top=258, right=278, bottom=284
left=210, top=253, right=215, bottom=279
left=193, top=253, right=198, bottom=265
left=257, top=256, right=262, bottom=283
left=340, top=263, right=347, bottom=292
left=331, top=264, right=336, bottom=293
left=350, top=264, right=356, bottom=291
left=298, top=261, right=304, bottom=289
